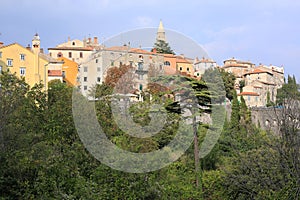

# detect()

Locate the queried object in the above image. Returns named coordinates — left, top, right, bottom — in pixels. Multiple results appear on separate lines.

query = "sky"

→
left=1, top=0, right=300, bottom=79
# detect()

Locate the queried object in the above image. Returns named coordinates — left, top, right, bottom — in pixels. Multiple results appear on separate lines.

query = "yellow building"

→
left=176, top=55, right=194, bottom=76
left=0, top=34, right=62, bottom=89
left=57, top=57, right=78, bottom=86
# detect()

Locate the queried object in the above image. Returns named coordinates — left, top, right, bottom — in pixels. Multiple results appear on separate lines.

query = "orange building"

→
left=57, top=57, right=78, bottom=86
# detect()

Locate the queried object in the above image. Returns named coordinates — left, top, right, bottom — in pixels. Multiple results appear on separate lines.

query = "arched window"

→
left=164, top=61, right=171, bottom=66
left=72, top=42, right=75, bottom=46
left=57, top=52, right=63, bottom=58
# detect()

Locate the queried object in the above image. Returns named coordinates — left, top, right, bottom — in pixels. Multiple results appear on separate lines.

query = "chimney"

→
left=40, top=48, right=44, bottom=54
left=26, top=44, right=31, bottom=50
left=0, top=41, right=3, bottom=47
left=93, top=37, right=98, bottom=44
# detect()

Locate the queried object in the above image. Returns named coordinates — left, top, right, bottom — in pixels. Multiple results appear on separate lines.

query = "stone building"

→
left=193, top=57, right=217, bottom=77
left=78, top=45, right=164, bottom=98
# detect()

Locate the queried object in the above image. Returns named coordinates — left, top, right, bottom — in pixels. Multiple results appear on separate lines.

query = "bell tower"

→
left=156, top=20, right=166, bottom=42
left=32, top=33, right=40, bottom=54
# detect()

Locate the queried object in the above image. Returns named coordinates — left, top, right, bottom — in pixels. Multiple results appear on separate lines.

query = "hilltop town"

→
left=1, top=20, right=299, bottom=200
left=0, top=21, right=285, bottom=108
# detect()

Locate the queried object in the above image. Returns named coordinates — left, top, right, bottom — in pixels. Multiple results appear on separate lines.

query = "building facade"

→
left=0, top=34, right=62, bottom=89
left=78, top=46, right=164, bottom=97
left=48, top=36, right=102, bottom=64
left=57, top=57, right=79, bottom=86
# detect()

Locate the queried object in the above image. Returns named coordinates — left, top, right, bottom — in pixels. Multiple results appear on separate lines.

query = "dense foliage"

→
left=0, top=71, right=299, bottom=199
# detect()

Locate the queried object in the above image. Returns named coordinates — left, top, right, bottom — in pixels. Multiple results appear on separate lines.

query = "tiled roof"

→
left=105, top=46, right=130, bottom=51
left=238, top=92, right=260, bottom=96
left=129, top=48, right=154, bottom=55
left=176, top=56, right=192, bottom=64
left=48, top=70, right=62, bottom=76
left=244, top=68, right=273, bottom=75
left=48, top=47, right=93, bottom=51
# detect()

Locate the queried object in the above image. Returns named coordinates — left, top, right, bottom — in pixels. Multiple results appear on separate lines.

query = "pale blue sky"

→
left=1, top=0, right=300, bottom=79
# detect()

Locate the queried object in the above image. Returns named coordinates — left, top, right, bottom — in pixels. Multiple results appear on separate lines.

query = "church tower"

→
left=156, top=20, right=166, bottom=42
left=32, top=33, right=40, bottom=54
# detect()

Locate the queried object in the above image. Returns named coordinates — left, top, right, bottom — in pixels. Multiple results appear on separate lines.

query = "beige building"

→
left=78, top=45, right=164, bottom=98
left=48, top=36, right=102, bottom=64
left=223, top=57, right=255, bottom=90
left=239, top=66, right=284, bottom=107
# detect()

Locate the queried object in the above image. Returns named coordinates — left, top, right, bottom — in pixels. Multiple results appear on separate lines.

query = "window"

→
left=57, top=52, right=63, bottom=57
left=84, top=77, right=87, bottom=82
left=0, top=51, right=2, bottom=58
left=97, top=67, right=101, bottom=72
left=97, top=77, right=101, bottom=82
left=62, top=71, right=66, bottom=78
left=7, top=59, right=13, bottom=66
left=68, top=52, right=72, bottom=58
left=80, top=52, right=83, bottom=58
left=138, top=62, right=143, bottom=70
left=248, top=96, right=251, bottom=101
left=84, top=86, right=87, bottom=90
left=49, top=52, right=52, bottom=57
left=139, top=74, right=143, bottom=80
left=179, top=67, right=182, bottom=71
left=95, top=59, right=98, bottom=63
left=72, top=42, right=75, bottom=46
left=139, top=84, right=143, bottom=91
left=111, top=61, right=114, bottom=66
left=20, top=67, right=26, bottom=76
left=187, top=67, right=190, bottom=71
left=164, top=61, right=171, bottom=66
left=20, top=54, right=25, bottom=61
left=84, top=67, right=88, bottom=72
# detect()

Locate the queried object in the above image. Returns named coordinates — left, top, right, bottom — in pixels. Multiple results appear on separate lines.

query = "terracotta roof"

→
left=244, top=68, right=273, bottom=75
left=238, top=92, right=260, bottom=96
left=163, top=53, right=176, bottom=58
left=48, top=47, right=93, bottom=51
left=105, top=46, right=130, bottom=51
left=48, top=70, right=62, bottom=76
left=176, top=56, right=192, bottom=64
left=129, top=48, right=154, bottom=55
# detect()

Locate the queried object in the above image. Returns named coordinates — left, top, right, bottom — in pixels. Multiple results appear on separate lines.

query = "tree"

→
left=219, top=69, right=236, bottom=101
left=277, top=75, right=300, bottom=105
left=104, top=64, right=136, bottom=94
left=266, top=91, right=275, bottom=107
left=152, top=39, right=175, bottom=54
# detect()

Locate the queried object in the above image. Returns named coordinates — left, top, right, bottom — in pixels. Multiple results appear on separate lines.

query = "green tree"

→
left=152, top=39, right=175, bottom=54
left=220, top=68, right=236, bottom=101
